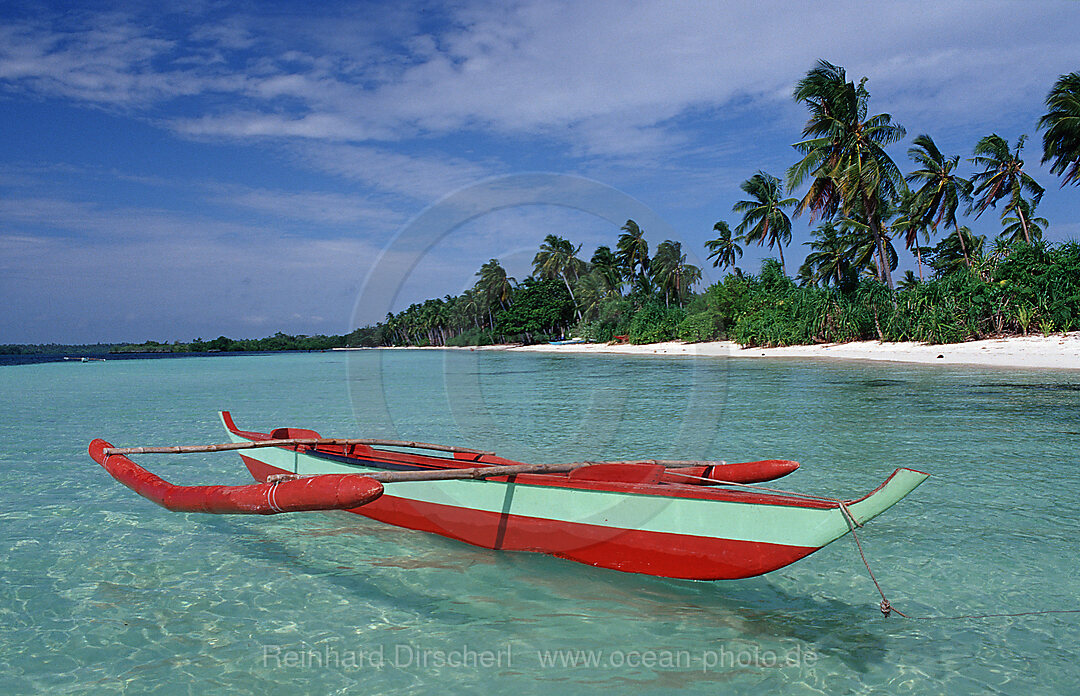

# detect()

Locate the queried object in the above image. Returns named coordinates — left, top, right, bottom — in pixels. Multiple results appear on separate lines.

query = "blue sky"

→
left=2, top=0, right=1079, bottom=344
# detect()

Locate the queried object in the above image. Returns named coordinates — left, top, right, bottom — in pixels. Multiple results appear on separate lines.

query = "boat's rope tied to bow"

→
left=671, top=469, right=1080, bottom=622
left=839, top=503, right=1080, bottom=622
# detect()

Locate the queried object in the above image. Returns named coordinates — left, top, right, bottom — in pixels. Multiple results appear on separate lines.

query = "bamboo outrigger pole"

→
left=101, top=441, right=725, bottom=469
left=102, top=438, right=495, bottom=457
left=356, top=460, right=717, bottom=484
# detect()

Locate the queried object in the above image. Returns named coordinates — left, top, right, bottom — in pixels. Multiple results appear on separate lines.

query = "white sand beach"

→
left=508, top=333, right=1080, bottom=370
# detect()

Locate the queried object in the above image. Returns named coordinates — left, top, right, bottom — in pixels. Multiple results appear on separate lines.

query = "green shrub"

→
left=445, top=328, right=495, bottom=346
left=677, top=311, right=725, bottom=342
left=627, top=303, right=686, bottom=344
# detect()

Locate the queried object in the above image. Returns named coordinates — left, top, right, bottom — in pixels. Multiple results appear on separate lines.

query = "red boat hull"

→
left=241, top=454, right=816, bottom=579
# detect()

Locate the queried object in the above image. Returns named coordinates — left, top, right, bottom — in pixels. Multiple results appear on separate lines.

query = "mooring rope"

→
left=673, top=470, right=1080, bottom=621
left=842, top=514, right=1080, bottom=621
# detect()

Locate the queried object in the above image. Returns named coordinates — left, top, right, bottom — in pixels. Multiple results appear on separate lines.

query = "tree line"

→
left=356, top=61, right=1080, bottom=348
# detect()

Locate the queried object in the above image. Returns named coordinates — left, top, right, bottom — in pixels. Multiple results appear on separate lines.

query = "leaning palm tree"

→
left=704, top=220, right=743, bottom=272
left=616, top=220, right=650, bottom=288
left=906, top=134, right=973, bottom=271
left=970, top=134, right=1045, bottom=244
left=732, top=171, right=797, bottom=275
left=1039, top=70, right=1080, bottom=187
left=788, top=60, right=906, bottom=288
left=533, top=234, right=586, bottom=320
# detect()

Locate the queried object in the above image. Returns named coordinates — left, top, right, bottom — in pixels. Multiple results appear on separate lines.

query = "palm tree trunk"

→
left=562, top=273, right=583, bottom=322
left=866, top=195, right=894, bottom=289
left=956, top=223, right=970, bottom=267
left=1017, top=204, right=1031, bottom=244
left=777, top=245, right=786, bottom=276
left=872, top=227, right=893, bottom=289
left=916, top=246, right=924, bottom=281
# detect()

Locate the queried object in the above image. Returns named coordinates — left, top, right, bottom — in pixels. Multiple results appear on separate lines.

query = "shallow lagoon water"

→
left=2, top=350, right=1079, bottom=694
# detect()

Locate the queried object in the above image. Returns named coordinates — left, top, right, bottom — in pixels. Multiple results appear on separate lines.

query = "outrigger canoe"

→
left=88, top=412, right=928, bottom=580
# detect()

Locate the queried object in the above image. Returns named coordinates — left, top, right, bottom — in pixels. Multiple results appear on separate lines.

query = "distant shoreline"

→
left=7, top=335, right=1077, bottom=370
left=515, top=333, right=1080, bottom=369
left=354, top=333, right=1080, bottom=370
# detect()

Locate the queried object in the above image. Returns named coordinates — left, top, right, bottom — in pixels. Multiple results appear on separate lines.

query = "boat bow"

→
left=844, top=467, right=929, bottom=527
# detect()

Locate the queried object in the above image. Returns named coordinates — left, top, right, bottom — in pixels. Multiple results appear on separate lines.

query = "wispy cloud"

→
left=221, top=185, right=404, bottom=228
left=0, top=194, right=254, bottom=242
left=5, top=1, right=1078, bottom=160
left=291, top=143, right=496, bottom=200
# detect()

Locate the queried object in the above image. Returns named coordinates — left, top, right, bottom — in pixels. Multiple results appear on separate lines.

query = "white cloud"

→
left=5, top=1, right=1078, bottom=160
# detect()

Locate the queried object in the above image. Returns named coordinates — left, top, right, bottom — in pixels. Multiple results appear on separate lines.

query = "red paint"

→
left=89, top=439, right=383, bottom=515
left=660, top=459, right=800, bottom=485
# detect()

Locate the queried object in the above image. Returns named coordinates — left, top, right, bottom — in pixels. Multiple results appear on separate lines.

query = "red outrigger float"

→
left=88, top=412, right=928, bottom=580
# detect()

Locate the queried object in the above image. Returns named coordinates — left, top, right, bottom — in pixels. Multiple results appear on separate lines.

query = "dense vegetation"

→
left=0, top=343, right=127, bottom=356
left=112, top=334, right=353, bottom=353
left=1, top=334, right=353, bottom=356
left=357, top=62, right=1080, bottom=348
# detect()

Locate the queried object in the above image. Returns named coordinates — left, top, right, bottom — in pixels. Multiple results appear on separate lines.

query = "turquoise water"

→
left=2, top=350, right=1079, bottom=694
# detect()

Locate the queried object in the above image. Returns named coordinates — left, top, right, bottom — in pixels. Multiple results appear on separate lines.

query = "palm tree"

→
left=906, top=134, right=973, bottom=271
left=573, top=272, right=612, bottom=322
left=970, top=134, right=1045, bottom=244
left=616, top=220, right=650, bottom=289
left=890, top=189, right=931, bottom=277
left=1000, top=198, right=1048, bottom=244
left=732, top=171, right=797, bottom=275
left=704, top=220, right=743, bottom=272
left=650, top=240, right=701, bottom=307
left=836, top=215, right=898, bottom=280
left=797, top=222, right=855, bottom=288
left=897, top=270, right=920, bottom=292
left=533, top=234, right=586, bottom=320
left=474, top=259, right=514, bottom=329
left=1039, top=70, right=1080, bottom=187
left=930, top=226, right=985, bottom=276
left=788, top=60, right=906, bottom=288
left=460, top=289, right=483, bottom=330
left=589, top=245, right=623, bottom=295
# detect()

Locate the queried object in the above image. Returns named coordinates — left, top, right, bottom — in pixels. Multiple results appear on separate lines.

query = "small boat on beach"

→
left=88, top=412, right=928, bottom=580
left=548, top=337, right=588, bottom=345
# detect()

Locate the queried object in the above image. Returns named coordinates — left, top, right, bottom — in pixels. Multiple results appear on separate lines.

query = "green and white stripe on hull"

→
left=221, top=415, right=928, bottom=551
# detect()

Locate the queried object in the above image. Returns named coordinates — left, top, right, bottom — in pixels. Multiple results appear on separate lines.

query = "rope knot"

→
left=880, top=599, right=892, bottom=617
